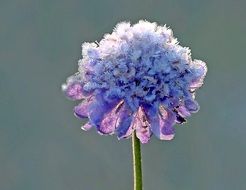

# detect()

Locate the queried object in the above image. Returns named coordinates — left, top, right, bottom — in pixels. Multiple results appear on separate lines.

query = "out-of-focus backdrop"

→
left=0, top=0, right=245, bottom=189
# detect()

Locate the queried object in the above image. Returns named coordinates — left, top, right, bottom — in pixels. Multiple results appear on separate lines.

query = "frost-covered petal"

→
left=82, top=42, right=99, bottom=59
left=190, top=60, right=207, bottom=88
left=62, top=82, right=84, bottom=100
left=114, top=22, right=131, bottom=39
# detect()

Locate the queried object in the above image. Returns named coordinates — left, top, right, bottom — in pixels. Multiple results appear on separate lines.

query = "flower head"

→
left=62, top=20, right=207, bottom=143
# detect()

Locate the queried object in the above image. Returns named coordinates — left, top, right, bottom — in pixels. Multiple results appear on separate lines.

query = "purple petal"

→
left=116, top=104, right=133, bottom=139
left=158, top=107, right=176, bottom=140
left=133, top=108, right=151, bottom=144
left=98, top=101, right=124, bottom=135
left=81, top=122, right=93, bottom=131
left=143, top=105, right=161, bottom=139
left=184, top=99, right=200, bottom=113
left=177, top=105, right=191, bottom=117
left=63, top=82, right=84, bottom=100
left=74, top=97, right=93, bottom=119
left=88, top=95, right=119, bottom=131
left=120, top=123, right=134, bottom=139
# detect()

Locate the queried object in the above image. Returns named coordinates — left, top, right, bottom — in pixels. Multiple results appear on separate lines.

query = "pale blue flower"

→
left=62, top=20, right=207, bottom=143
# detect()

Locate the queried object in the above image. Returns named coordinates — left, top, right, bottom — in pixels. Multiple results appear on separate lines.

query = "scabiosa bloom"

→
left=62, top=20, right=207, bottom=143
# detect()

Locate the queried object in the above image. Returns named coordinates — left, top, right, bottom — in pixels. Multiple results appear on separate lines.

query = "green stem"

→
left=132, top=131, right=143, bottom=190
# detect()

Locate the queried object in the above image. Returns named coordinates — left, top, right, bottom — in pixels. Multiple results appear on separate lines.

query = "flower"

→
left=62, top=20, right=207, bottom=143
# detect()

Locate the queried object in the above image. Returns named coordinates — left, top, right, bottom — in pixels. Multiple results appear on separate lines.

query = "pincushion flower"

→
left=62, top=20, right=207, bottom=144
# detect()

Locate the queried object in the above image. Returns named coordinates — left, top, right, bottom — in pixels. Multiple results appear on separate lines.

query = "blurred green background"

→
left=1, top=0, right=246, bottom=189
